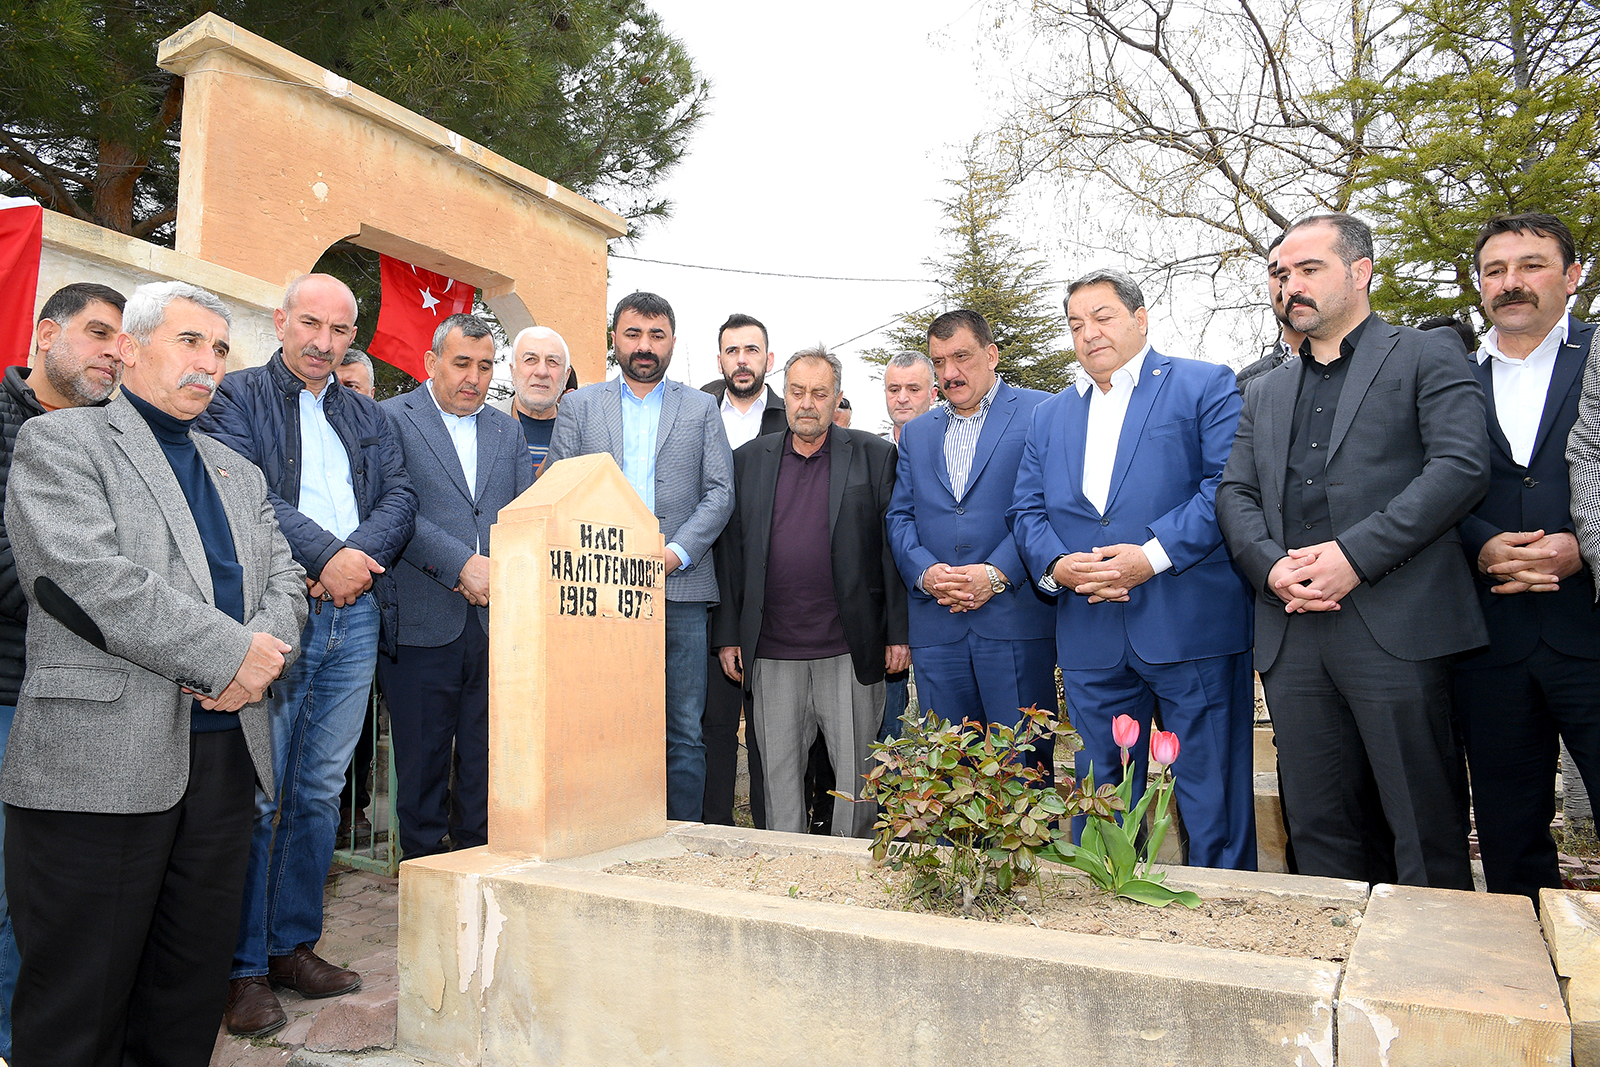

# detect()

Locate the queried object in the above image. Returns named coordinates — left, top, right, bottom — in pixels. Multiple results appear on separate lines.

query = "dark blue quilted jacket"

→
left=0, top=367, right=63, bottom=704
left=197, top=351, right=417, bottom=656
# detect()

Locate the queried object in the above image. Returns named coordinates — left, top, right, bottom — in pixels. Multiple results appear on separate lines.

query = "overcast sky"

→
left=601, top=0, right=1008, bottom=435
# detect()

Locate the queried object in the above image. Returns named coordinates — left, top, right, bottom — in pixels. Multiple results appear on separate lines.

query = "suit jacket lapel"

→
left=108, top=400, right=213, bottom=601
left=474, top=407, right=503, bottom=500
left=962, top=383, right=1017, bottom=497
left=1062, top=387, right=1090, bottom=509
left=927, top=407, right=955, bottom=499
left=752, top=434, right=783, bottom=571
left=1328, top=319, right=1396, bottom=461
left=1104, top=352, right=1170, bottom=511
left=603, top=380, right=626, bottom=458
left=828, top=425, right=851, bottom=535
left=655, top=380, right=683, bottom=459
left=1259, top=363, right=1297, bottom=536
left=1529, top=318, right=1590, bottom=463
left=1473, top=357, right=1515, bottom=463
left=406, top=389, right=472, bottom=502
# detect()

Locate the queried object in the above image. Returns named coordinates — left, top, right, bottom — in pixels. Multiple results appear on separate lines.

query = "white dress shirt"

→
left=296, top=380, right=361, bottom=540
left=1478, top=318, right=1568, bottom=467
left=1038, top=347, right=1170, bottom=591
left=426, top=380, right=483, bottom=550
left=720, top=389, right=769, bottom=449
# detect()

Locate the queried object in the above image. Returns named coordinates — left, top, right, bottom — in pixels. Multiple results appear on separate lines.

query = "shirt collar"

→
left=424, top=379, right=484, bottom=420
left=1297, top=313, right=1374, bottom=366
left=785, top=429, right=830, bottom=458
left=1074, top=345, right=1151, bottom=397
left=1478, top=315, right=1570, bottom=366
left=620, top=376, right=667, bottom=404
left=949, top=374, right=1003, bottom=419
left=720, top=388, right=761, bottom=416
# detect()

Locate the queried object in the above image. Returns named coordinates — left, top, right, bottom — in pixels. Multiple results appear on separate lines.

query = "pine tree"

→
left=865, top=153, right=1076, bottom=394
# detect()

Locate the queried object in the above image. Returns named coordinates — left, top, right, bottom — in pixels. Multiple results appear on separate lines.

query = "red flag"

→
left=367, top=254, right=475, bottom=382
left=0, top=198, right=43, bottom=370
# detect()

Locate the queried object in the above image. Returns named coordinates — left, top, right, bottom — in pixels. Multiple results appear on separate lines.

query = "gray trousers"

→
left=750, top=654, right=884, bottom=837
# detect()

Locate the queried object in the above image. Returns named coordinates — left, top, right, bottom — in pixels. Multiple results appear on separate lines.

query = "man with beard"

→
left=198, top=273, right=416, bottom=1037
left=699, top=313, right=784, bottom=826
left=492, top=326, right=570, bottom=477
left=1217, top=214, right=1489, bottom=888
left=547, top=292, right=734, bottom=821
left=0, top=282, right=125, bottom=1057
left=1236, top=233, right=1305, bottom=395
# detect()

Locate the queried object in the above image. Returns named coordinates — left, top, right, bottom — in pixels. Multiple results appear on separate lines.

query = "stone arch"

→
left=157, top=14, right=626, bottom=385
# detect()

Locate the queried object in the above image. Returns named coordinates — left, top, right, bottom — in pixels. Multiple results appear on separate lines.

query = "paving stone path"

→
left=209, top=867, right=400, bottom=1067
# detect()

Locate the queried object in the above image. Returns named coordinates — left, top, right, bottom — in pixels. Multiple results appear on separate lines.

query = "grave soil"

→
left=608, top=850, right=1359, bottom=962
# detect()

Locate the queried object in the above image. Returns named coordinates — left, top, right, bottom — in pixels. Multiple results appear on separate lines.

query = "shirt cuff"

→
left=1142, top=536, right=1172, bottom=575
left=667, top=542, right=691, bottom=570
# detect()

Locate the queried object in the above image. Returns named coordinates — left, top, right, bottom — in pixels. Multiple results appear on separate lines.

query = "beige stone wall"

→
left=37, top=210, right=282, bottom=371
left=157, top=14, right=626, bottom=389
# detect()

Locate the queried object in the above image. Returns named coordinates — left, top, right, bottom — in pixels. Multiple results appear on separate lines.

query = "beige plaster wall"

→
left=37, top=210, right=282, bottom=371
left=157, top=14, right=626, bottom=389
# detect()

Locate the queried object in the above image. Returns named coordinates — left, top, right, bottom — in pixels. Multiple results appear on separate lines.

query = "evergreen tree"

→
left=0, top=0, right=707, bottom=239
left=865, top=153, right=1076, bottom=394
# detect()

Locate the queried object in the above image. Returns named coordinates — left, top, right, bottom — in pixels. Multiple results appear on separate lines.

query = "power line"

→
left=609, top=252, right=932, bottom=285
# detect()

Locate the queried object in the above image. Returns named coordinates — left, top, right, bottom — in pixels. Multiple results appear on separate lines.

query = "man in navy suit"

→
left=886, top=311, right=1057, bottom=764
left=1459, top=213, right=1597, bottom=901
left=378, top=314, right=533, bottom=857
left=1011, top=270, right=1257, bottom=870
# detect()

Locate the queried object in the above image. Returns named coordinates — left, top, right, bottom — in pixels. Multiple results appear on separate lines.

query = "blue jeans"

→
left=664, top=600, right=709, bottom=821
left=0, top=703, right=15, bottom=1058
left=232, top=596, right=378, bottom=977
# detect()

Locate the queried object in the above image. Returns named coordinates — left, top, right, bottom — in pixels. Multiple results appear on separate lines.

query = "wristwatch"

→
left=983, top=563, right=1008, bottom=594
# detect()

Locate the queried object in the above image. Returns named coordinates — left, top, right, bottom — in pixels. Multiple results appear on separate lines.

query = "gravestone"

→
left=485, top=452, right=666, bottom=859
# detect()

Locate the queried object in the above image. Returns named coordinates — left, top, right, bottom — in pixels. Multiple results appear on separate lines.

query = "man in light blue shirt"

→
left=546, top=292, right=735, bottom=820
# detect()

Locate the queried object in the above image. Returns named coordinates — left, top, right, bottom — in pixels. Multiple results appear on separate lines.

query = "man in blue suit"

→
left=1011, top=269, right=1256, bottom=870
left=378, top=313, right=534, bottom=857
left=1460, top=213, right=1598, bottom=901
left=886, top=310, right=1058, bottom=764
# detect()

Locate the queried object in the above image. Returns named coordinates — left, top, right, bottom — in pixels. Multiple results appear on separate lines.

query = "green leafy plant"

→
left=839, top=705, right=1072, bottom=915
left=1043, top=715, right=1201, bottom=909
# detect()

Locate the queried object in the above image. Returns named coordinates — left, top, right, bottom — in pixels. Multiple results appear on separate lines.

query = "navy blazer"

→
left=1010, top=350, right=1252, bottom=670
left=886, top=380, right=1056, bottom=649
left=381, top=385, right=534, bottom=648
left=1459, top=315, right=1600, bottom=667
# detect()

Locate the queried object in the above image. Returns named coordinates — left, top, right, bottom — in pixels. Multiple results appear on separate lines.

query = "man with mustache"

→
left=198, top=273, right=417, bottom=1037
left=1218, top=214, right=1489, bottom=888
left=379, top=313, right=532, bottom=858
left=547, top=292, right=734, bottom=822
left=698, top=313, right=785, bottom=827
left=1236, top=233, right=1305, bottom=396
left=0, top=282, right=126, bottom=1056
left=1451, top=212, right=1595, bottom=902
left=3, top=280, right=304, bottom=1064
left=712, top=347, right=907, bottom=835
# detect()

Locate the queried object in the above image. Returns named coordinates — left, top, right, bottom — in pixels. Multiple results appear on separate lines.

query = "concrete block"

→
left=1254, top=724, right=1278, bottom=773
left=1255, top=772, right=1289, bottom=874
left=1541, top=888, right=1600, bottom=1066
left=1340, top=884, right=1569, bottom=1066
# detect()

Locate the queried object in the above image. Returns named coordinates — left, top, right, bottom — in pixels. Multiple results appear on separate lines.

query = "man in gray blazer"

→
left=2, top=281, right=306, bottom=1065
left=1218, top=213, right=1489, bottom=890
left=379, top=314, right=533, bottom=857
left=546, top=292, right=735, bottom=821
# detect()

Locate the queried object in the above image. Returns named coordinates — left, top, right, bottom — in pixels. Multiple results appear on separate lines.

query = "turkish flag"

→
left=0, top=197, right=43, bottom=370
left=367, top=254, right=475, bottom=382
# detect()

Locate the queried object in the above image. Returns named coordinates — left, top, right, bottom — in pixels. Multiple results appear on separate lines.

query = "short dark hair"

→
left=1416, top=315, right=1478, bottom=354
left=431, top=312, right=494, bottom=353
left=1474, top=212, right=1577, bottom=272
left=718, top=313, right=768, bottom=352
left=1285, top=213, right=1374, bottom=267
left=611, top=291, right=675, bottom=335
left=1267, top=232, right=1286, bottom=256
left=837, top=395, right=851, bottom=410
left=38, top=282, right=126, bottom=326
left=565, top=366, right=579, bottom=391
left=928, top=309, right=994, bottom=349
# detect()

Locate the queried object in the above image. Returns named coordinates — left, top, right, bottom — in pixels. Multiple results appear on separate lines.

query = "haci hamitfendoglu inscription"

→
left=547, top=521, right=665, bottom=620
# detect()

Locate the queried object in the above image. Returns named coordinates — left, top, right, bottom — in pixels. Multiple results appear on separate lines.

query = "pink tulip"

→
left=1111, top=714, right=1139, bottom=750
left=1150, top=728, right=1181, bottom=767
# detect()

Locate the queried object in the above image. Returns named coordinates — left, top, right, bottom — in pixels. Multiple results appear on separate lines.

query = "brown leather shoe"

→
left=224, top=976, right=286, bottom=1037
left=268, top=943, right=362, bottom=998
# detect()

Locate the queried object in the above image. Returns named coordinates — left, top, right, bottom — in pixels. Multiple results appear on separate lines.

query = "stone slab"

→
left=1541, top=888, right=1600, bottom=1066
left=399, top=837, right=1339, bottom=1067
left=1255, top=725, right=1278, bottom=774
left=1339, top=883, right=1569, bottom=1066
left=1256, top=771, right=1289, bottom=874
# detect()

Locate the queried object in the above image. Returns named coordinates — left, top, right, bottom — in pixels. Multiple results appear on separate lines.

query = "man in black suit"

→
left=712, top=346, right=909, bottom=836
left=1237, top=232, right=1303, bottom=395
left=1458, top=213, right=1596, bottom=901
left=1217, top=212, right=1489, bottom=889
left=699, top=314, right=786, bottom=826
